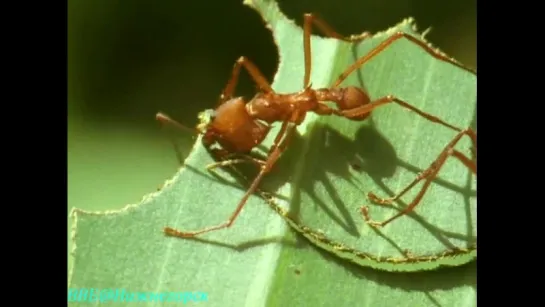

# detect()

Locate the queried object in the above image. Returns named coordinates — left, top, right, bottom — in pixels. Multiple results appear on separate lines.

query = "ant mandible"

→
left=157, top=13, right=476, bottom=238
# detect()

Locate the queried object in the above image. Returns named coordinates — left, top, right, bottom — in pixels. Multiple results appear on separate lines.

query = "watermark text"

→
left=68, top=288, right=208, bottom=303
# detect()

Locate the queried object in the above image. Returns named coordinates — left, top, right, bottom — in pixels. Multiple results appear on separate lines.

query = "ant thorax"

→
left=246, top=93, right=285, bottom=124
left=246, top=91, right=316, bottom=124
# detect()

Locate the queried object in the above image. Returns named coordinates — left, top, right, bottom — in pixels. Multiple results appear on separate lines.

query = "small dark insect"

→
left=349, top=159, right=362, bottom=172
left=157, top=13, right=476, bottom=238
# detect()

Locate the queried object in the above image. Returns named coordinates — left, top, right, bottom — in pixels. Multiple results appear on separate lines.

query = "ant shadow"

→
left=288, top=122, right=475, bottom=244
left=171, top=84, right=476, bottom=247
left=341, top=42, right=476, bottom=243
left=172, top=234, right=300, bottom=252
left=186, top=118, right=475, bottom=248
left=298, top=234, right=476, bottom=303
left=170, top=103, right=476, bottom=300
left=170, top=222, right=474, bottom=301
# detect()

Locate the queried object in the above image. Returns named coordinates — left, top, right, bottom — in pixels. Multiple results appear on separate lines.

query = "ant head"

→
left=204, top=97, right=269, bottom=153
left=212, top=97, right=252, bottom=128
left=198, top=97, right=250, bottom=135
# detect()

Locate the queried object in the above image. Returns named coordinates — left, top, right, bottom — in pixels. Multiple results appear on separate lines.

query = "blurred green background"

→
left=67, top=0, right=475, bottom=268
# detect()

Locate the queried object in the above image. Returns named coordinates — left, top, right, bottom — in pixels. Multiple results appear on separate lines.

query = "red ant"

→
left=157, top=13, right=476, bottom=238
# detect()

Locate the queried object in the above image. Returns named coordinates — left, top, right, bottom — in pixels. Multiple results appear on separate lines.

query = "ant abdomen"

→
left=316, top=86, right=371, bottom=120
left=338, top=86, right=371, bottom=120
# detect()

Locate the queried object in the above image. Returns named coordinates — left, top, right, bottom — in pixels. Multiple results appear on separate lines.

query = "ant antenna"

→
left=155, top=112, right=200, bottom=135
left=156, top=112, right=201, bottom=165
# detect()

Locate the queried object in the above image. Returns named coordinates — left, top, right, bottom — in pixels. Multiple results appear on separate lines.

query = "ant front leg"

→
left=361, top=128, right=476, bottom=228
left=302, top=13, right=371, bottom=88
left=205, top=149, right=266, bottom=171
left=164, top=112, right=300, bottom=238
left=218, top=56, right=274, bottom=106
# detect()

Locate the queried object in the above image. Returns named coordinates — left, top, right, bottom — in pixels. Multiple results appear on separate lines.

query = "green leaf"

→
left=69, top=0, right=476, bottom=306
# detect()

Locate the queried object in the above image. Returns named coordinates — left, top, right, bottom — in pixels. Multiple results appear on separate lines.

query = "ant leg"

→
left=164, top=112, right=300, bottom=238
left=369, top=149, right=475, bottom=206
left=205, top=147, right=266, bottom=171
left=340, top=95, right=464, bottom=132
left=302, top=13, right=371, bottom=88
left=332, top=31, right=476, bottom=88
left=304, top=13, right=371, bottom=42
left=155, top=112, right=199, bottom=164
left=218, top=56, right=274, bottom=105
left=206, top=156, right=266, bottom=171
left=268, top=120, right=290, bottom=156
left=361, top=129, right=476, bottom=228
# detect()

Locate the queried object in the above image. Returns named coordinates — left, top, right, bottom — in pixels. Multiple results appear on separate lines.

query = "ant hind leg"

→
left=302, top=13, right=371, bottom=89
left=362, top=128, right=476, bottom=228
left=332, top=31, right=476, bottom=88
left=339, top=95, right=464, bottom=133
